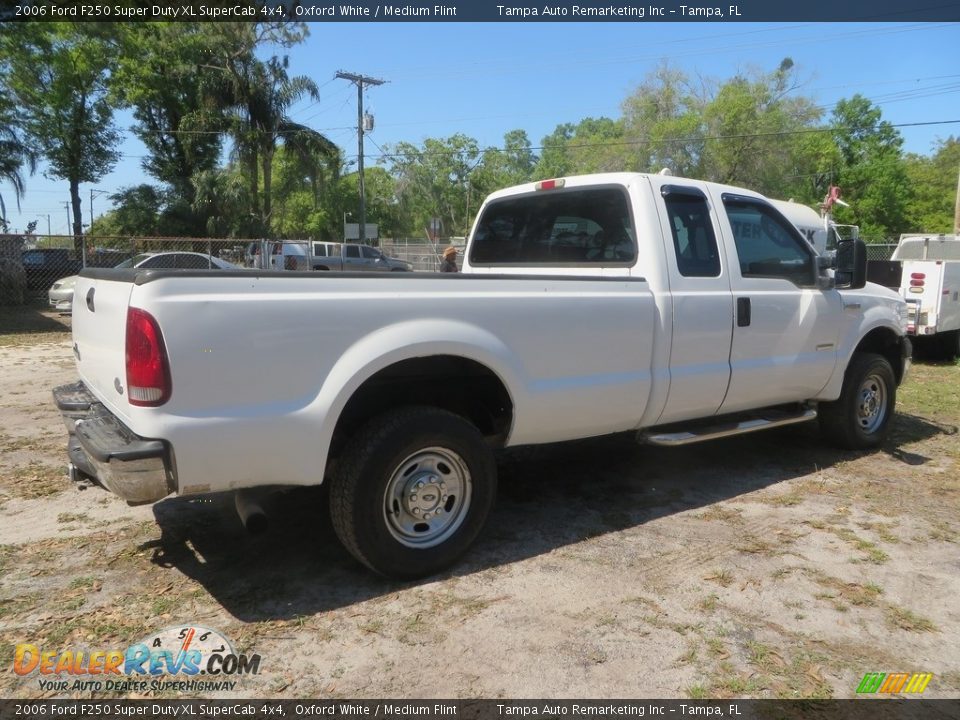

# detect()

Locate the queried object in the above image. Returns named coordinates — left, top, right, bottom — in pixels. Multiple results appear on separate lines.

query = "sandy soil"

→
left=1, top=315, right=958, bottom=700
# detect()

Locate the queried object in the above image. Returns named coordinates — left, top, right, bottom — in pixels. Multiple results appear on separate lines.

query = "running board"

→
left=640, top=407, right=817, bottom=447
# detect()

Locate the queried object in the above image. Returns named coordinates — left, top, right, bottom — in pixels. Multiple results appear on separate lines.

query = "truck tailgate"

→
left=72, top=274, right=135, bottom=424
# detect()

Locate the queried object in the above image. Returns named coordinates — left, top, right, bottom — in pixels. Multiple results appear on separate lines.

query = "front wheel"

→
left=819, top=352, right=896, bottom=450
left=329, top=406, right=496, bottom=579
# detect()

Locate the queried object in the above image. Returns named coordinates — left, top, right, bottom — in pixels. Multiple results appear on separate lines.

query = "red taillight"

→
left=910, top=279, right=925, bottom=287
left=125, top=307, right=171, bottom=406
left=911, top=272, right=926, bottom=280
left=535, top=178, right=566, bottom=191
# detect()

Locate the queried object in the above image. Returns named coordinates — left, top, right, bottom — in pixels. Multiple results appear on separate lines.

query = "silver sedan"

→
left=49, top=252, right=237, bottom=312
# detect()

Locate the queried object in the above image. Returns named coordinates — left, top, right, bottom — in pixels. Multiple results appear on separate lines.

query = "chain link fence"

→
left=0, top=232, right=904, bottom=306
left=1, top=234, right=470, bottom=305
left=864, top=243, right=897, bottom=261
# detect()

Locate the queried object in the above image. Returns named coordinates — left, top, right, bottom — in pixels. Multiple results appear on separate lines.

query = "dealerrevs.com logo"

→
left=13, top=625, right=261, bottom=693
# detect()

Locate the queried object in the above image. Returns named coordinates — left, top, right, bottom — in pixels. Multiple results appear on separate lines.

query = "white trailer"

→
left=892, top=233, right=960, bottom=358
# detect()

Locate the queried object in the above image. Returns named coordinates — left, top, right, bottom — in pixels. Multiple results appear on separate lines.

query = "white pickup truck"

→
left=55, top=172, right=911, bottom=578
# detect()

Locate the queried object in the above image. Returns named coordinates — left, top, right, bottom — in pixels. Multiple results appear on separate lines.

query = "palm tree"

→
left=0, top=99, right=37, bottom=228
left=255, top=59, right=340, bottom=231
left=202, top=40, right=338, bottom=237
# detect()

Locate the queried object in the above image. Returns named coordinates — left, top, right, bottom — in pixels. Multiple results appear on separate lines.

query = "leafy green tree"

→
left=535, top=123, right=576, bottom=179
left=828, top=95, right=910, bottom=240
left=111, top=23, right=222, bottom=230
left=386, top=134, right=481, bottom=237
left=534, top=118, right=626, bottom=179
left=904, top=137, right=960, bottom=233
left=0, top=23, right=121, bottom=254
left=104, top=185, right=165, bottom=236
left=621, top=63, right=704, bottom=175
left=191, top=166, right=256, bottom=238
left=473, top=129, right=536, bottom=193
left=700, top=60, right=823, bottom=195
left=199, top=23, right=337, bottom=237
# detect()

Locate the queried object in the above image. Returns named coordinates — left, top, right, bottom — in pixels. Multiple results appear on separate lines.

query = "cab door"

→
left=712, top=191, right=843, bottom=414
left=651, top=179, right=734, bottom=424
left=342, top=244, right=372, bottom=271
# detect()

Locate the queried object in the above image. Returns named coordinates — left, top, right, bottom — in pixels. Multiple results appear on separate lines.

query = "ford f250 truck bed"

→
left=55, top=172, right=911, bottom=578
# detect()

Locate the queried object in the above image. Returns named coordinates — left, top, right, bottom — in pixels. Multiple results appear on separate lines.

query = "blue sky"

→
left=6, top=21, right=960, bottom=235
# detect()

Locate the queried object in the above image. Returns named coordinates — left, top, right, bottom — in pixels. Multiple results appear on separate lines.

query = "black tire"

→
left=819, top=352, right=896, bottom=450
left=329, top=406, right=496, bottom=579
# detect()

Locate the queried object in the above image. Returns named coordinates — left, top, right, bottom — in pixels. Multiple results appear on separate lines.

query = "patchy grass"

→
left=703, top=569, right=734, bottom=587
left=697, top=506, right=743, bottom=524
left=0, top=592, right=42, bottom=619
left=698, top=594, right=720, bottom=613
left=928, top=521, right=957, bottom=543
left=1, top=461, right=66, bottom=499
left=805, top=570, right=884, bottom=608
left=57, top=512, right=90, bottom=524
left=886, top=605, right=938, bottom=633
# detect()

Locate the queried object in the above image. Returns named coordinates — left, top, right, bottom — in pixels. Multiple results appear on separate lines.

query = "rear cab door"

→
left=647, top=176, right=734, bottom=424
left=710, top=190, right=843, bottom=413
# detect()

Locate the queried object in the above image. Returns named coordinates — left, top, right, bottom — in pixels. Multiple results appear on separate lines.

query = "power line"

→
left=353, top=118, right=960, bottom=162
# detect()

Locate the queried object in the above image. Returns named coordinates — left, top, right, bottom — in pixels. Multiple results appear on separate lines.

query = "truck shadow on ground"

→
left=146, top=411, right=953, bottom=622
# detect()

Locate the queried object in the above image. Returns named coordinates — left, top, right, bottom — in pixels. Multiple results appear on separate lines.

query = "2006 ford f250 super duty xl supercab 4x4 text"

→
left=54, top=173, right=911, bottom=579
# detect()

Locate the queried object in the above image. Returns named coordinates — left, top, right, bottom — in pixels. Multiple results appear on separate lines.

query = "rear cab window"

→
left=661, top=186, right=721, bottom=278
left=469, top=186, right=636, bottom=266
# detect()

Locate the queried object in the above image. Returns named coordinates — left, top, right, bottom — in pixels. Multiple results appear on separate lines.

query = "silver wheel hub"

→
left=384, top=447, right=471, bottom=548
left=857, top=373, right=887, bottom=433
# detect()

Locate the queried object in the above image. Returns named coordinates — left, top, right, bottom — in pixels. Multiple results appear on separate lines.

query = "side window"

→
left=176, top=254, right=214, bottom=269
left=723, top=198, right=815, bottom=285
left=469, top=187, right=636, bottom=265
left=313, top=243, right=329, bottom=257
left=662, top=188, right=720, bottom=278
left=344, top=245, right=361, bottom=258
left=140, top=255, right=177, bottom=269
left=361, top=246, right=380, bottom=259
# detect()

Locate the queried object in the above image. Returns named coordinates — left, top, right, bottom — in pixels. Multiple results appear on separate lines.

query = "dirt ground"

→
left=1, top=303, right=958, bottom=700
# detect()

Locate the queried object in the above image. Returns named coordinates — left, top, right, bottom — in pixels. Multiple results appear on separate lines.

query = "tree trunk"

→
left=70, top=179, right=83, bottom=262
left=262, top=150, right=273, bottom=236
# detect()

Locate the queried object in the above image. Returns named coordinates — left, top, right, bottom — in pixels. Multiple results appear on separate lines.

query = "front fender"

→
left=818, top=303, right=907, bottom=402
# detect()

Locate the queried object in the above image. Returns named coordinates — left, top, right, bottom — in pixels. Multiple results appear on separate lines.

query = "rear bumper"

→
left=53, top=382, right=174, bottom=505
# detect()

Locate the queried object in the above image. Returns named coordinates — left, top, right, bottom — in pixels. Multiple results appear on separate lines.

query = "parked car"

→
left=48, top=252, right=237, bottom=312
left=245, top=241, right=412, bottom=272
left=22, top=248, right=82, bottom=292
left=311, top=242, right=413, bottom=272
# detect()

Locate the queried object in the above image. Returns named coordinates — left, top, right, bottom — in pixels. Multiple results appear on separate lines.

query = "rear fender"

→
left=308, top=319, right=523, bottom=457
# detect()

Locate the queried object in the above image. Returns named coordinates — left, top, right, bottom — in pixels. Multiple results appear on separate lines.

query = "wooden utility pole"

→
left=336, top=71, right=386, bottom=245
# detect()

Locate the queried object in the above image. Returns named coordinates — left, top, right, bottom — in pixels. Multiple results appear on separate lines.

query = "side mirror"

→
left=835, top=238, right=867, bottom=289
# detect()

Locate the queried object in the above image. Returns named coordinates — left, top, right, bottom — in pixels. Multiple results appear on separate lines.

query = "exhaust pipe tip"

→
left=235, top=491, right=269, bottom=535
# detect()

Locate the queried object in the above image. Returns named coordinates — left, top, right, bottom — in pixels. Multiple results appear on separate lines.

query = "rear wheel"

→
left=819, top=352, right=896, bottom=450
left=329, top=406, right=496, bottom=579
